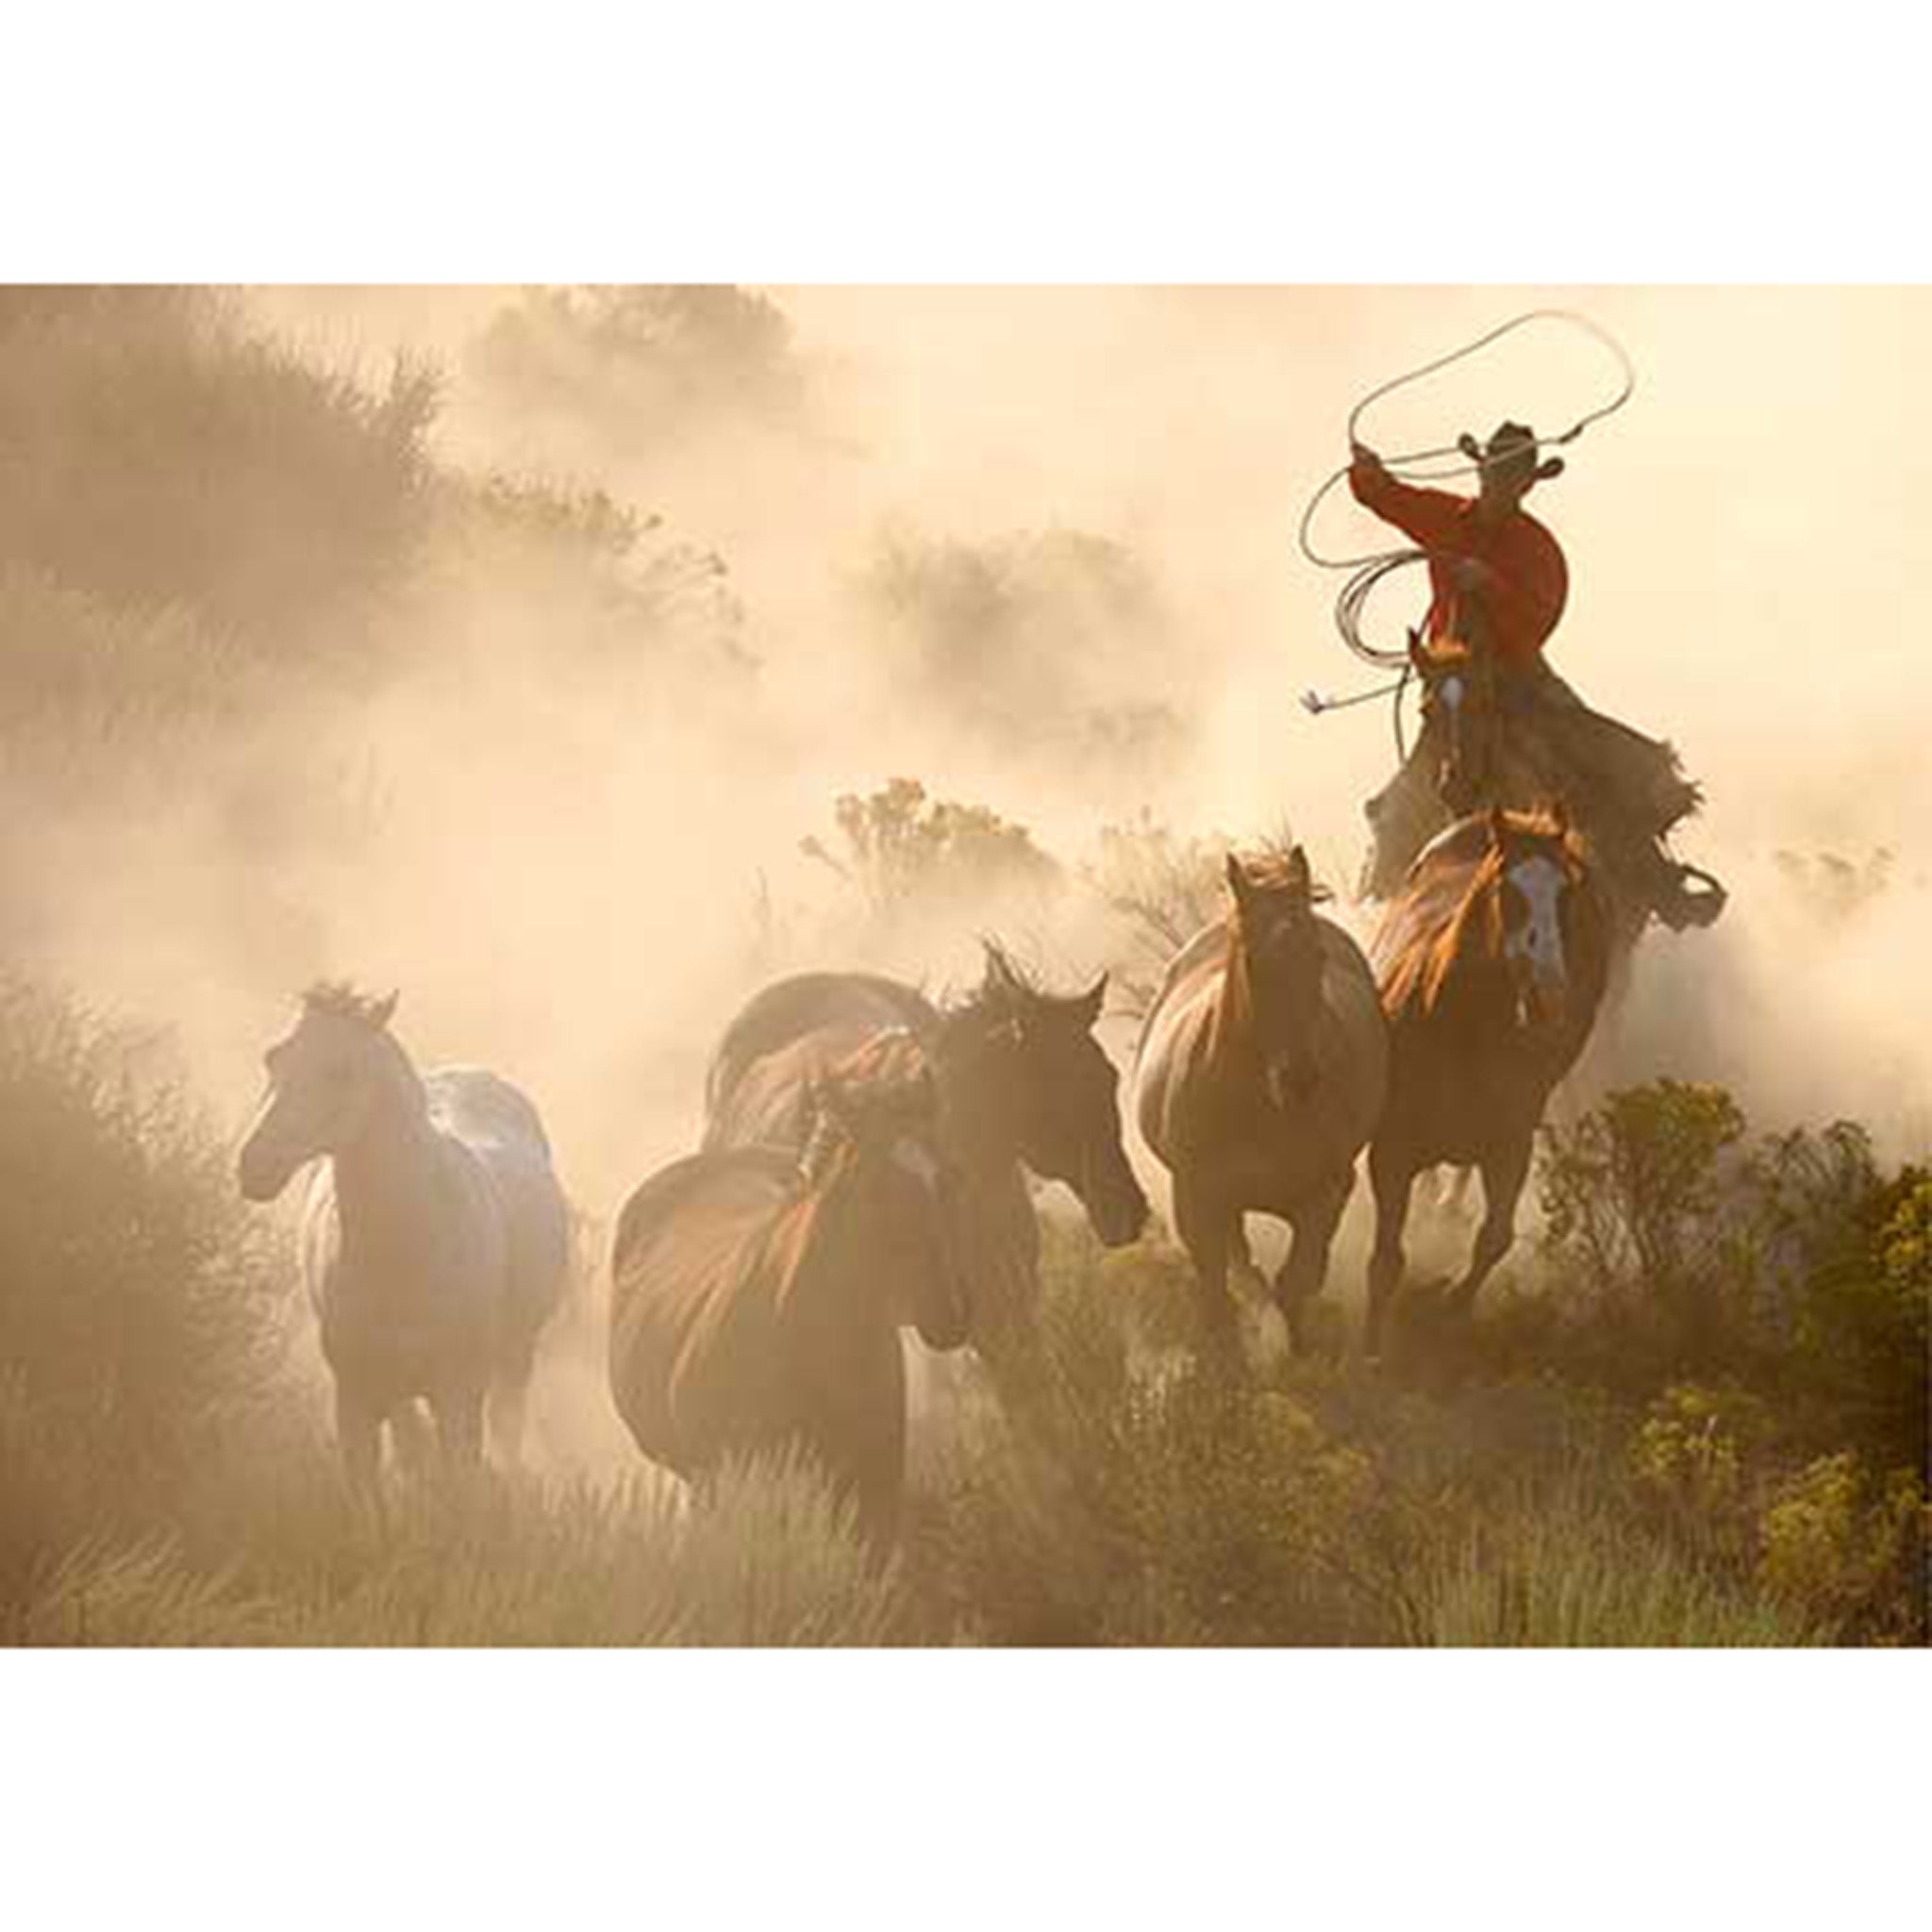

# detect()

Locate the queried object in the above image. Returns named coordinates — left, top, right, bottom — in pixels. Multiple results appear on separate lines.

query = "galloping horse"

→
left=702, top=943, right=1148, bottom=1346
left=237, top=985, right=571, bottom=1500
left=1365, top=808, right=1611, bottom=1351
left=610, top=1031, right=969, bottom=1541
left=1134, top=848, right=1389, bottom=1351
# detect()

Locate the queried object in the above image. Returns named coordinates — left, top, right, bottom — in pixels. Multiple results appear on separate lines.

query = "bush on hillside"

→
left=468, top=285, right=808, bottom=449
left=0, top=977, right=290, bottom=1594
left=0, top=287, right=436, bottom=653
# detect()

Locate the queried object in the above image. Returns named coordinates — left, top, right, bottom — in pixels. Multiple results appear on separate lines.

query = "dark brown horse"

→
left=702, top=944, right=1148, bottom=1346
left=1365, top=806, right=1612, bottom=1352
left=609, top=1031, right=969, bottom=1542
left=1134, top=848, right=1389, bottom=1351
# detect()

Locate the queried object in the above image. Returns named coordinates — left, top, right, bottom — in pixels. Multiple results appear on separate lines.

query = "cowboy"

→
left=1349, top=418, right=1568, bottom=677
left=1348, top=421, right=1721, bottom=929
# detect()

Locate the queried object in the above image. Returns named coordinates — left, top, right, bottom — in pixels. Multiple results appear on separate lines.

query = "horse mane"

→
left=951, top=939, right=1042, bottom=1017
left=1228, top=848, right=1335, bottom=907
left=777, top=1028, right=940, bottom=1325
left=947, top=938, right=1106, bottom=1028
left=1380, top=808, right=1590, bottom=1018
left=1414, top=635, right=1475, bottom=674
left=300, top=980, right=396, bottom=1029
left=797, top=1028, right=934, bottom=1189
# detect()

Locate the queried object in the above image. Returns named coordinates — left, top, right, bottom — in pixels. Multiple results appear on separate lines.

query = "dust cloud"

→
left=8, top=287, right=1925, bottom=1465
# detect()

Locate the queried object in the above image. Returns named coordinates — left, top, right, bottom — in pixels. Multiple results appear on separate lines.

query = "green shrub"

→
left=1776, top=1159, right=1929, bottom=1471
left=912, top=1230, right=1422, bottom=1645
left=1631, top=1382, right=1771, bottom=1535
left=1536, top=1080, right=1751, bottom=1374
left=1757, top=1454, right=1926, bottom=1646
left=1531, top=1088, right=1928, bottom=1465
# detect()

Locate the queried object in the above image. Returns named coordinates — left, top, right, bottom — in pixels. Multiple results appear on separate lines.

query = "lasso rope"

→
left=1297, top=309, right=1637, bottom=694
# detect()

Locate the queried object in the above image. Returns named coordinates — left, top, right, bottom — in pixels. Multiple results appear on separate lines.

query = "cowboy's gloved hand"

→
left=1349, top=441, right=1382, bottom=472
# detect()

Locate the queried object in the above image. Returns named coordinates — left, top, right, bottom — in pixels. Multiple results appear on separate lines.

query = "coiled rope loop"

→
left=1297, top=309, right=1637, bottom=688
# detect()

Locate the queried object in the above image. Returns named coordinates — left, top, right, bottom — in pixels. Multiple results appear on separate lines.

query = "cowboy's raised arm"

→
left=1348, top=441, right=1460, bottom=550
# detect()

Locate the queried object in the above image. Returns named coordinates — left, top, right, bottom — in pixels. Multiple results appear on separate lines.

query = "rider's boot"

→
left=1645, top=843, right=1727, bottom=930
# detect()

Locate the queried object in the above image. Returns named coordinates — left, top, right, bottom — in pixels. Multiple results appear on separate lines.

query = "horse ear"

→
left=1547, top=797, right=1572, bottom=838
left=1485, top=806, right=1507, bottom=851
left=372, top=991, right=398, bottom=1030
left=1286, top=845, right=1313, bottom=897
left=1224, top=853, right=1252, bottom=907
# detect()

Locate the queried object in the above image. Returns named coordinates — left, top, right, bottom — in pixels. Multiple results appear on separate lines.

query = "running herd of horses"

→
left=236, top=802, right=1611, bottom=1539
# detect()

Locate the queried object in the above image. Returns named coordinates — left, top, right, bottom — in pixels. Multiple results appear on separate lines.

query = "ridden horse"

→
left=1365, top=807, right=1612, bottom=1352
left=237, top=984, right=571, bottom=1501
left=1391, top=634, right=1723, bottom=959
left=609, top=1031, right=969, bottom=1542
left=1134, top=848, right=1389, bottom=1352
left=702, top=943, right=1148, bottom=1346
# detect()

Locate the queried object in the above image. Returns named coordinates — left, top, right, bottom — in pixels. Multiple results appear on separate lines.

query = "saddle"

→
left=1366, top=660, right=1727, bottom=930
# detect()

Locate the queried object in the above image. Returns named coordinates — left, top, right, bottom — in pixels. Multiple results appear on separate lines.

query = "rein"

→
left=1302, top=660, right=1415, bottom=761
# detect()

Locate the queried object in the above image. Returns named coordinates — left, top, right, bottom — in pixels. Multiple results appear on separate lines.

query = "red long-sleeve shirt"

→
left=1348, top=454, right=1569, bottom=670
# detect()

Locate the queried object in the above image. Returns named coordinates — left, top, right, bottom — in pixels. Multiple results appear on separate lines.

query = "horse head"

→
left=237, top=983, right=405, bottom=1202
left=1409, top=632, right=1500, bottom=816
left=803, top=1034, right=971, bottom=1352
left=962, top=941, right=1149, bottom=1247
left=1224, top=845, right=1330, bottom=1109
left=1472, top=805, right=1603, bottom=1038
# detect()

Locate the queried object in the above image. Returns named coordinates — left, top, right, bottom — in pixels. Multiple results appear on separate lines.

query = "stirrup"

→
left=1656, top=860, right=1727, bottom=931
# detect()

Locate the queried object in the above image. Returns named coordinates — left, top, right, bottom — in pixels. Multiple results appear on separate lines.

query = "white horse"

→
left=237, top=983, right=570, bottom=1500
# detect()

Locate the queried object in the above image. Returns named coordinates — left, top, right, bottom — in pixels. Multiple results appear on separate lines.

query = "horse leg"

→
left=1274, top=1170, right=1354, bottom=1353
left=488, top=1337, right=537, bottom=1474
left=1446, top=1137, right=1533, bottom=1322
left=336, top=1382, right=385, bottom=1522
left=1172, top=1172, right=1239, bottom=1361
left=388, top=1399, right=436, bottom=1480
left=431, top=1383, right=487, bottom=1477
left=1366, top=1143, right=1418, bottom=1359
left=1228, top=1218, right=1269, bottom=1306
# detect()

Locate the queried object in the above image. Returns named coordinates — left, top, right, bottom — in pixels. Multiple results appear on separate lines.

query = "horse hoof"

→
left=1229, top=1261, right=1271, bottom=1309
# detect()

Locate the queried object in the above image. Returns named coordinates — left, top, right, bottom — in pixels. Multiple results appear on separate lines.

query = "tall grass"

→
left=1417, top=1491, right=1822, bottom=1647
left=18, top=1452, right=904, bottom=1649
